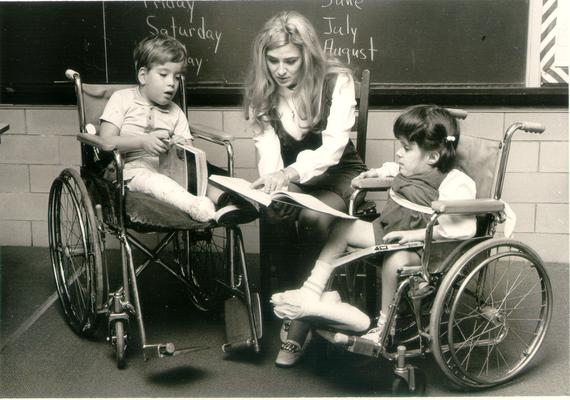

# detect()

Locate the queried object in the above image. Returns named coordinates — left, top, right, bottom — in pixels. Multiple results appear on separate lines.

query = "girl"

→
left=271, top=104, right=477, bottom=367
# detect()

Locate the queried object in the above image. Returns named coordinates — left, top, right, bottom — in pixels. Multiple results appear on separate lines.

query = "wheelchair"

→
left=313, top=111, right=552, bottom=394
left=47, top=69, right=262, bottom=369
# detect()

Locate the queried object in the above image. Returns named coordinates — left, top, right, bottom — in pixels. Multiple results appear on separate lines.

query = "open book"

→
left=209, top=175, right=356, bottom=220
left=159, top=140, right=208, bottom=197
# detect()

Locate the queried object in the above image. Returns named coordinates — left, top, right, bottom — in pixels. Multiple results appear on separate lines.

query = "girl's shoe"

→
left=274, top=330, right=312, bottom=368
left=361, top=315, right=394, bottom=343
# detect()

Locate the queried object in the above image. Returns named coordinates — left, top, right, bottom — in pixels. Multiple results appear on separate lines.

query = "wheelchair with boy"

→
left=47, top=69, right=262, bottom=369
left=308, top=111, right=552, bottom=394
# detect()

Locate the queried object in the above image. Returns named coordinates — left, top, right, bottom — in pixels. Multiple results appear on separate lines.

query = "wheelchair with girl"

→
left=271, top=107, right=552, bottom=394
left=47, top=68, right=262, bottom=369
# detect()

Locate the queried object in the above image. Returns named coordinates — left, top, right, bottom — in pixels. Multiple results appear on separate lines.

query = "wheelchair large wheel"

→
left=430, top=239, right=552, bottom=389
left=180, top=226, right=231, bottom=312
left=48, top=168, right=103, bottom=336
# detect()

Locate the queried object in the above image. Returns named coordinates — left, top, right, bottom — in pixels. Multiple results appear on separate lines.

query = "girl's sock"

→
left=300, top=260, right=335, bottom=298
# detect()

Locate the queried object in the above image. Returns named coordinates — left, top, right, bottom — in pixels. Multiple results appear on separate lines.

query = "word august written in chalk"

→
left=321, top=13, right=378, bottom=64
left=146, top=15, right=222, bottom=76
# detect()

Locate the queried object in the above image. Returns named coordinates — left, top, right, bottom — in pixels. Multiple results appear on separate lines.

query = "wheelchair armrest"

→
left=190, top=123, right=235, bottom=144
left=351, top=177, right=393, bottom=191
left=431, top=199, right=504, bottom=215
left=77, top=132, right=118, bottom=152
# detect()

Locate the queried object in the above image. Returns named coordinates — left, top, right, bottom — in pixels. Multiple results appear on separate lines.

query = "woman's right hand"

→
left=141, top=132, right=169, bottom=155
left=251, top=170, right=290, bottom=193
left=352, top=169, right=379, bottom=184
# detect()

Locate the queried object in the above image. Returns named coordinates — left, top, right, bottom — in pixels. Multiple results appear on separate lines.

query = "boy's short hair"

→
left=133, top=34, right=187, bottom=73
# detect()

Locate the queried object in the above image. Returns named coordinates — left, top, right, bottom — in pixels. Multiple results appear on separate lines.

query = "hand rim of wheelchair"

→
left=48, top=168, right=103, bottom=336
left=430, top=238, right=553, bottom=389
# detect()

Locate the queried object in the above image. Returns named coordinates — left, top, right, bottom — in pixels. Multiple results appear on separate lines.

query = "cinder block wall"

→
left=0, top=106, right=568, bottom=263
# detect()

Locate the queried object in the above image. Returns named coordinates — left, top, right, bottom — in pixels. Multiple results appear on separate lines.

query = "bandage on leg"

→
left=128, top=170, right=216, bottom=222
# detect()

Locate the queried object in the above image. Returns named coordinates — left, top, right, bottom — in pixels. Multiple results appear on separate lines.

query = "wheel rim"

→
left=48, top=169, right=100, bottom=334
left=434, top=240, right=552, bottom=387
left=180, top=226, right=229, bottom=312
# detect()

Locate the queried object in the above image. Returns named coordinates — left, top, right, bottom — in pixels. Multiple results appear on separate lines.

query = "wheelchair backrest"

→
left=454, top=135, right=501, bottom=199
left=81, top=84, right=134, bottom=132
left=69, top=71, right=187, bottom=167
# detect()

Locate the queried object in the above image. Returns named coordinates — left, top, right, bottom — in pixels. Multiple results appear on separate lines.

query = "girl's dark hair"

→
left=133, top=34, right=187, bottom=73
left=394, top=104, right=460, bottom=172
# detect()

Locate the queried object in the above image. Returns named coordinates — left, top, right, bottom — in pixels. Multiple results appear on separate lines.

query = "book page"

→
left=209, top=175, right=272, bottom=206
left=272, top=191, right=356, bottom=220
left=174, top=142, right=208, bottom=197
left=158, top=144, right=187, bottom=190
left=211, top=175, right=358, bottom=219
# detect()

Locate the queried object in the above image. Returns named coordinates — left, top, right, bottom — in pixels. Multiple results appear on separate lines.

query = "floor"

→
left=0, top=246, right=568, bottom=397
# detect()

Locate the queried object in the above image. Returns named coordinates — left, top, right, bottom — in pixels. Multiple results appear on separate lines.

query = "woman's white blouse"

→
left=253, top=73, right=356, bottom=183
left=375, top=162, right=477, bottom=240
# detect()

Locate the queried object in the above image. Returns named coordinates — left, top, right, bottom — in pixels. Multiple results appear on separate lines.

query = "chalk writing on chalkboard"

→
left=320, top=0, right=378, bottom=65
left=143, top=1, right=222, bottom=76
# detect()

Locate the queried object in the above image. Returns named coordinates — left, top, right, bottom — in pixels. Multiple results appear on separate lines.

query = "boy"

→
left=99, top=34, right=256, bottom=224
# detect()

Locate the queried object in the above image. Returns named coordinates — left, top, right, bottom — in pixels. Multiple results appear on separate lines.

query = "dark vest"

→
left=380, top=168, right=448, bottom=234
left=268, top=74, right=366, bottom=175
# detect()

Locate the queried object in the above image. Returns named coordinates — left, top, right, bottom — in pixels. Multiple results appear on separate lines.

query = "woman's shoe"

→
left=279, top=319, right=291, bottom=343
left=274, top=329, right=312, bottom=368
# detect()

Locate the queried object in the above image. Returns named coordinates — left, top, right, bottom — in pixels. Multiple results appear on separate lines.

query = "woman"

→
left=245, top=11, right=368, bottom=367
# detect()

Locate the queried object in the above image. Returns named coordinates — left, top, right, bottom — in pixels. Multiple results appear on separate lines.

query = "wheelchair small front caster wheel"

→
left=391, top=367, right=426, bottom=396
left=113, top=320, right=127, bottom=369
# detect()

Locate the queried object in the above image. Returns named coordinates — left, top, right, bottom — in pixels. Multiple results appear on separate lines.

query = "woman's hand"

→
left=141, top=131, right=169, bottom=155
left=351, top=169, right=379, bottom=185
left=356, top=169, right=380, bottom=179
left=382, top=229, right=425, bottom=245
left=251, top=170, right=290, bottom=193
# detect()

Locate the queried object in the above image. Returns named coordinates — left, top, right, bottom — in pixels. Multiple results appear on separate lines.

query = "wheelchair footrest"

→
left=142, top=343, right=209, bottom=360
left=223, top=296, right=261, bottom=353
left=331, top=332, right=381, bottom=357
left=221, top=338, right=260, bottom=353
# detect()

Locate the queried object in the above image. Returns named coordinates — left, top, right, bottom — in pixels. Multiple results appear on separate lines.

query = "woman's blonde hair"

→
left=245, top=11, right=351, bottom=134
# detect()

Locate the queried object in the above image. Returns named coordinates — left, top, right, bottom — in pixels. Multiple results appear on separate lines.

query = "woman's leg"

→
left=292, top=189, right=346, bottom=283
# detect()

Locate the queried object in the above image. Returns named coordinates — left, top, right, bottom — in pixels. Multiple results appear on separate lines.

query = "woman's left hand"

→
left=251, top=170, right=290, bottom=193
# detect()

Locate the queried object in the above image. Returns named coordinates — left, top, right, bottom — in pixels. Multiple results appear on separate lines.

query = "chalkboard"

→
left=1, top=0, right=531, bottom=105
left=104, top=0, right=529, bottom=86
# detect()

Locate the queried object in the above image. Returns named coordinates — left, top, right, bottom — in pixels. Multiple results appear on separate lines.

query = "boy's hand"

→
left=141, top=132, right=169, bottom=155
left=170, top=134, right=190, bottom=145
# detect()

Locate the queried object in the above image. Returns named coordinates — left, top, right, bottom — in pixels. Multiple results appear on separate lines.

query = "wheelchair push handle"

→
left=520, top=121, right=545, bottom=134
left=445, top=108, right=468, bottom=120
left=65, top=69, right=80, bottom=81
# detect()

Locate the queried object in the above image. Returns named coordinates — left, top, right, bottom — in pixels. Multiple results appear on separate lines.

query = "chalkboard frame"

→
left=0, top=0, right=568, bottom=107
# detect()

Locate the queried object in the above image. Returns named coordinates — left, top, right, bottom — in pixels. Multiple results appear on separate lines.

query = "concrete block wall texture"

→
left=0, top=106, right=567, bottom=263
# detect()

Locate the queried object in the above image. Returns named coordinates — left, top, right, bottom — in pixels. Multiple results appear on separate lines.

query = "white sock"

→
left=301, top=260, right=335, bottom=298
